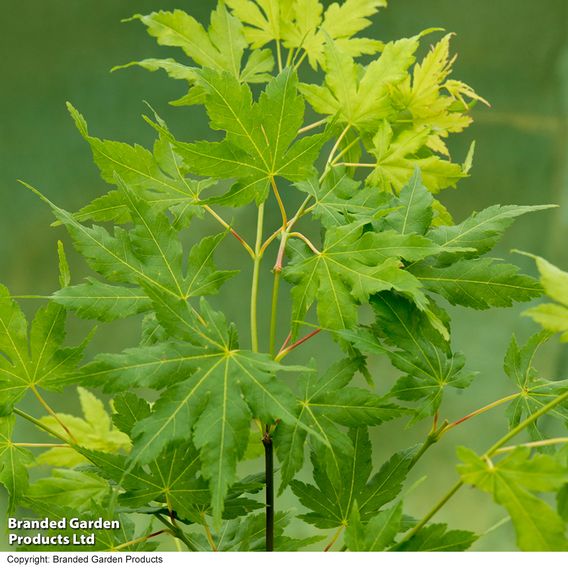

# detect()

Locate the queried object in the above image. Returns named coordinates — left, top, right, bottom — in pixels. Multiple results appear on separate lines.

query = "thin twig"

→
left=275, top=329, right=322, bottom=362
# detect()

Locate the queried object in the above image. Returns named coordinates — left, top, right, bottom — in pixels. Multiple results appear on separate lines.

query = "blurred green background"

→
left=1, top=0, right=567, bottom=552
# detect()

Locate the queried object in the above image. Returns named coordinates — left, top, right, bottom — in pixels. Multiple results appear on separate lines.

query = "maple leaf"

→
left=504, top=332, right=568, bottom=439
left=300, top=37, right=419, bottom=129
left=274, top=358, right=405, bottom=491
left=345, top=501, right=403, bottom=551
left=67, top=104, right=210, bottom=225
left=291, top=428, right=415, bottom=528
left=0, top=286, right=90, bottom=415
left=391, top=34, right=488, bottom=156
left=81, top=295, right=308, bottom=526
left=296, top=167, right=393, bottom=228
left=427, top=204, right=555, bottom=265
left=31, top=179, right=234, bottom=322
left=394, top=523, right=477, bottom=552
left=226, top=0, right=385, bottom=70
left=523, top=255, right=568, bottom=341
left=36, top=387, right=130, bottom=468
left=341, top=293, right=475, bottom=421
left=284, top=220, right=466, bottom=333
left=367, top=120, right=466, bottom=193
left=410, top=258, right=543, bottom=309
left=383, top=168, right=434, bottom=236
left=0, top=416, right=33, bottom=514
left=157, top=68, right=325, bottom=206
left=124, top=3, right=274, bottom=87
left=458, top=446, right=568, bottom=551
left=26, top=469, right=109, bottom=512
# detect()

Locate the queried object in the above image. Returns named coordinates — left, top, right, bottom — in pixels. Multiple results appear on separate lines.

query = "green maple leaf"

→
left=185, top=510, right=323, bottom=551
left=284, top=220, right=465, bottom=333
left=36, top=387, right=130, bottom=468
left=0, top=286, right=90, bottom=415
left=383, top=168, right=434, bottom=236
left=26, top=469, right=109, bottom=512
left=523, top=255, right=568, bottom=341
left=296, top=167, right=393, bottom=228
left=342, top=293, right=475, bottom=421
left=33, top=178, right=234, bottom=322
left=291, top=428, right=415, bottom=528
left=0, top=416, right=33, bottom=514
left=226, top=0, right=385, bottom=70
left=367, top=120, right=465, bottom=193
left=124, top=3, right=274, bottom=87
left=300, top=37, right=419, bottom=129
left=410, top=257, right=543, bottom=309
left=345, top=501, right=403, bottom=551
left=390, top=34, right=488, bottom=157
left=504, top=332, right=568, bottom=438
left=67, top=104, right=210, bottom=225
left=427, top=204, right=555, bottom=265
left=458, top=446, right=568, bottom=551
left=83, top=394, right=262, bottom=523
left=82, top=295, right=307, bottom=526
left=155, top=68, right=324, bottom=207
left=275, top=358, right=405, bottom=491
left=394, top=523, right=477, bottom=551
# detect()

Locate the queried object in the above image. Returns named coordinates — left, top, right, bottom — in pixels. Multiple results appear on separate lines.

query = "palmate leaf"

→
left=458, top=447, right=568, bottom=551
left=274, top=358, right=405, bottom=491
left=427, top=204, right=555, bottom=265
left=300, top=37, right=418, bottom=129
left=341, top=293, right=475, bottom=422
left=523, top=255, right=568, bottom=341
left=367, top=120, right=465, bottom=194
left=33, top=179, right=234, bottom=322
left=84, top=394, right=262, bottom=524
left=82, top=295, right=306, bottom=526
left=156, top=68, right=325, bottom=207
left=0, top=286, right=90, bottom=415
left=227, top=0, right=384, bottom=70
left=291, top=428, right=415, bottom=529
left=67, top=104, right=210, bottom=225
left=126, top=3, right=273, bottom=85
left=383, top=168, right=433, bottom=236
left=0, top=416, right=33, bottom=514
left=186, top=510, right=323, bottom=551
left=296, top=167, right=393, bottom=228
left=36, top=387, right=130, bottom=468
left=504, top=332, right=568, bottom=438
left=410, top=258, right=542, bottom=310
left=345, top=501, right=402, bottom=551
left=284, top=220, right=466, bottom=333
left=391, top=34, right=487, bottom=157
left=394, top=523, right=477, bottom=552
left=26, top=469, right=109, bottom=512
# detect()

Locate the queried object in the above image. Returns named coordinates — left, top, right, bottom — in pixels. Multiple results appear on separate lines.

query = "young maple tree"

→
left=2, top=0, right=568, bottom=552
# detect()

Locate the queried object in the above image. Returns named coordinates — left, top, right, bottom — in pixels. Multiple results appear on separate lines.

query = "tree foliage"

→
left=1, top=0, right=566, bottom=553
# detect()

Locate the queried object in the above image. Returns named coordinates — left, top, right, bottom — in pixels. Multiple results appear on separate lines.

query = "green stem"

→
left=324, top=525, right=345, bottom=552
left=494, top=436, right=568, bottom=454
left=269, top=269, right=281, bottom=357
left=395, top=388, right=568, bottom=548
left=250, top=204, right=265, bottom=352
left=441, top=392, right=520, bottom=434
left=276, top=40, right=283, bottom=72
left=14, top=407, right=71, bottom=443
